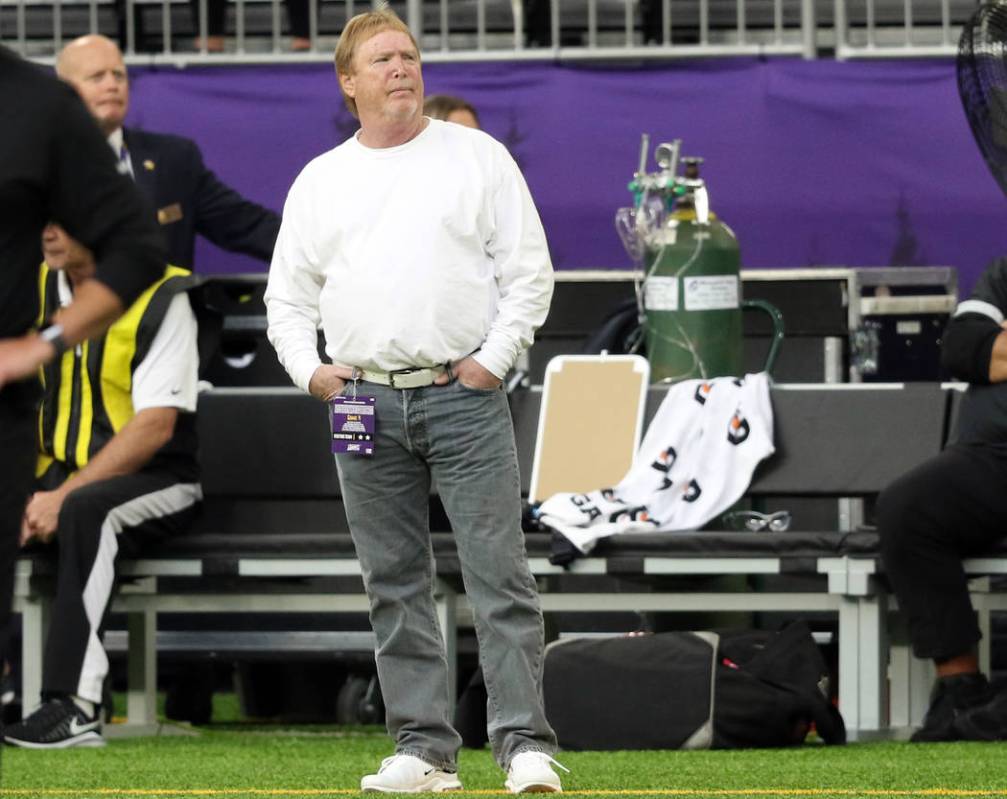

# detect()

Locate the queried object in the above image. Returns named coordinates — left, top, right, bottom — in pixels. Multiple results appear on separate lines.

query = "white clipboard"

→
left=528, top=354, right=650, bottom=504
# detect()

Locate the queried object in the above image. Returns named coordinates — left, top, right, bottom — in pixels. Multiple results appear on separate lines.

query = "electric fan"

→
left=958, top=2, right=1007, bottom=197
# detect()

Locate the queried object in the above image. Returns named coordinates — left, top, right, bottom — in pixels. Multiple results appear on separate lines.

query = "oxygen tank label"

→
left=683, top=275, right=739, bottom=311
left=644, top=277, right=679, bottom=311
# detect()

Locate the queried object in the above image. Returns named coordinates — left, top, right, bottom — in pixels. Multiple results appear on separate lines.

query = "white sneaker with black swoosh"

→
left=360, top=754, right=462, bottom=792
left=3, top=697, right=104, bottom=749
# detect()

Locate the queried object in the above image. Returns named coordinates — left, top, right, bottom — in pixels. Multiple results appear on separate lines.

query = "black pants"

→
left=41, top=471, right=200, bottom=703
left=191, top=0, right=311, bottom=39
left=0, top=392, right=37, bottom=671
left=877, top=443, right=1007, bottom=661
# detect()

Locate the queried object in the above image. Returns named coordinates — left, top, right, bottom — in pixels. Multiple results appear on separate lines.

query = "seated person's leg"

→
left=190, top=0, right=226, bottom=52
left=523, top=0, right=552, bottom=47
left=287, top=0, right=311, bottom=51
left=878, top=443, right=1007, bottom=741
left=4, top=472, right=199, bottom=749
left=0, top=407, right=34, bottom=672
left=113, top=0, right=154, bottom=52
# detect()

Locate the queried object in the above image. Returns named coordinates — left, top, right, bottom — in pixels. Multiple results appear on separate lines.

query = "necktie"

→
left=118, top=144, right=134, bottom=179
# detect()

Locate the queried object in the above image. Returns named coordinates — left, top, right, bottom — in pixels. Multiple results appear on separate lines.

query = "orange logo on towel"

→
left=727, top=411, right=751, bottom=445
left=650, top=446, right=677, bottom=491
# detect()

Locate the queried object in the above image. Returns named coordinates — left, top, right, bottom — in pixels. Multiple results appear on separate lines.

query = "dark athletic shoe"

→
left=952, top=683, right=1007, bottom=741
left=911, top=673, right=992, bottom=743
left=3, top=697, right=104, bottom=749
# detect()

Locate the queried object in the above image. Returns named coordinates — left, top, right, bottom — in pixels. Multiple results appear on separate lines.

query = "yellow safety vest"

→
left=35, top=263, right=197, bottom=481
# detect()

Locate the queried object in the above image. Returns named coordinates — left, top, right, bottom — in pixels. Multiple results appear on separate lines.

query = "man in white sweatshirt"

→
left=264, top=7, right=563, bottom=794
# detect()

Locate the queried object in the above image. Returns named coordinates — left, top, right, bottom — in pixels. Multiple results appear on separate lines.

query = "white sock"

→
left=71, top=695, right=96, bottom=717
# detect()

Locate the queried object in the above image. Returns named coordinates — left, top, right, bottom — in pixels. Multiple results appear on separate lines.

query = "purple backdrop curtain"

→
left=127, top=59, right=1007, bottom=293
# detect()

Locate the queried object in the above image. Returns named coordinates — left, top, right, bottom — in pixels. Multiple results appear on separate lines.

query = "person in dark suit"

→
left=49, top=34, right=280, bottom=271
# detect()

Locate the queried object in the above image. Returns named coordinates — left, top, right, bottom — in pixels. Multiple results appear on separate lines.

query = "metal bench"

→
left=12, top=381, right=962, bottom=736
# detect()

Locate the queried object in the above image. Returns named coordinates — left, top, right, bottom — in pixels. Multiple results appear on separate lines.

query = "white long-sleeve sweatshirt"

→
left=265, top=118, right=554, bottom=393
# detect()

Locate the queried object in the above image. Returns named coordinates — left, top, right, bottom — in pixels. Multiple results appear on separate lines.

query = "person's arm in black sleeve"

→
left=0, top=278, right=123, bottom=387
left=0, top=84, right=164, bottom=389
left=188, top=139, right=281, bottom=262
left=941, top=257, right=1007, bottom=384
left=47, top=83, right=165, bottom=306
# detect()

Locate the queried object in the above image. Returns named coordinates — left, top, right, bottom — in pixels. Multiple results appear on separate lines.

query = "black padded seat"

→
left=591, top=530, right=874, bottom=559
left=137, top=529, right=883, bottom=577
left=142, top=530, right=881, bottom=571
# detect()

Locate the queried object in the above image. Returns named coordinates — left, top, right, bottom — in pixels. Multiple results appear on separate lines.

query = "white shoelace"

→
left=377, top=755, right=408, bottom=773
left=515, top=751, right=570, bottom=774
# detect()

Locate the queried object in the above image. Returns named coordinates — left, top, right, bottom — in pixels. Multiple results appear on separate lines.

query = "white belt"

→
left=355, top=364, right=449, bottom=389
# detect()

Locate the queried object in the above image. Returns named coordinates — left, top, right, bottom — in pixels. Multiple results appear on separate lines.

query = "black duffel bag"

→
left=542, top=621, right=845, bottom=750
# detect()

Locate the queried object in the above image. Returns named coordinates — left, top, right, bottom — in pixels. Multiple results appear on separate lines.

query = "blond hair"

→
left=334, top=5, right=419, bottom=118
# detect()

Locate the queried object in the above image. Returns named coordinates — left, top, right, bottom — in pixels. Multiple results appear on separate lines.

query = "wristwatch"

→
left=39, top=323, right=68, bottom=358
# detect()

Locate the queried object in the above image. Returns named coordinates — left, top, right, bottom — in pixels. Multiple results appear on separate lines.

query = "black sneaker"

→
left=911, top=673, right=992, bottom=742
left=951, top=684, right=1007, bottom=741
left=3, top=697, right=104, bottom=749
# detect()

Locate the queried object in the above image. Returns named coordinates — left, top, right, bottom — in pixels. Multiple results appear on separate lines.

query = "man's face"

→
left=62, top=38, right=129, bottom=135
left=341, top=29, right=423, bottom=127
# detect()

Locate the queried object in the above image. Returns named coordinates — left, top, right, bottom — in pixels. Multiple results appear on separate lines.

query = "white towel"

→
left=539, top=372, right=775, bottom=554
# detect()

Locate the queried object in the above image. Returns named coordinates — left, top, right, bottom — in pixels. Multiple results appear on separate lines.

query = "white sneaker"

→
left=505, top=751, right=569, bottom=793
left=360, top=754, right=463, bottom=793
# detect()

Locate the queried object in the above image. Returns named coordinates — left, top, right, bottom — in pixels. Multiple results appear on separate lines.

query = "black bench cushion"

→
left=751, top=383, right=947, bottom=495
left=172, top=385, right=946, bottom=576
left=514, top=383, right=949, bottom=499
left=197, top=390, right=338, bottom=498
left=590, top=530, right=881, bottom=559
left=107, top=530, right=885, bottom=570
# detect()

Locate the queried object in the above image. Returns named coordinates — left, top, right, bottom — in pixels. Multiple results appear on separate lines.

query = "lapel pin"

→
left=143, top=160, right=155, bottom=171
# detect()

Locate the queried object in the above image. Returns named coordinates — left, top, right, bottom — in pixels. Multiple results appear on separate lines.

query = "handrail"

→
left=834, top=0, right=978, bottom=59
left=1, top=0, right=982, bottom=64
left=4, top=0, right=819, bottom=62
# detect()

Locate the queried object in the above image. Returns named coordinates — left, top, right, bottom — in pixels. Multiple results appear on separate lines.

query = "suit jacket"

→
left=123, top=127, right=280, bottom=269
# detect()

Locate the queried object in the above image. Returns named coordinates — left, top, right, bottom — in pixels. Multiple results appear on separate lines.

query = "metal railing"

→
left=834, top=0, right=981, bottom=58
left=0, top=0, right=984, bottom=64
left=2, top=0, right=818, bottom=64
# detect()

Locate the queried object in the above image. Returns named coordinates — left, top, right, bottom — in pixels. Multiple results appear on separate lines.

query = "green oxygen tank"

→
left=622, top=139, right=743, bottom=382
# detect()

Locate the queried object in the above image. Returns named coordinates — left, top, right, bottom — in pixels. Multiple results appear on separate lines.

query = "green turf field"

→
left=0, top=693, right=1003, bottom=798
left=2, top=723, right=1007, bottom=798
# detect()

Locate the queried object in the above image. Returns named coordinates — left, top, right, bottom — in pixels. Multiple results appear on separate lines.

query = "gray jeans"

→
left=335, top=379, right=557, bottom=770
